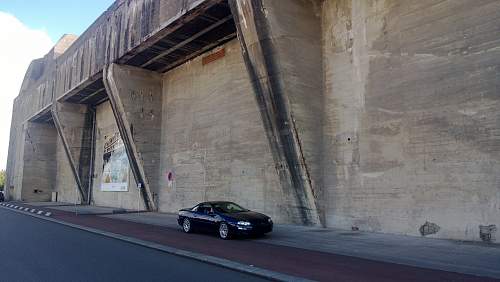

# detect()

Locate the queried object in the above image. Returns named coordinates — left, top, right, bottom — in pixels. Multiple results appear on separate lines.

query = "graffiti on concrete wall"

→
left=101, top=132, right=129, bottom=192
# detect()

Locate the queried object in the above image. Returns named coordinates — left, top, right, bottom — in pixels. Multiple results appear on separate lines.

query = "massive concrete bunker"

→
left=6, top=0, right=500, bottom=243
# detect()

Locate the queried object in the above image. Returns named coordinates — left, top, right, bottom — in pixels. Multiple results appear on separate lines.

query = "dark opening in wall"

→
left=419, top=221, right=440, bottom=236
left=479, top=225, right=497, bottom=243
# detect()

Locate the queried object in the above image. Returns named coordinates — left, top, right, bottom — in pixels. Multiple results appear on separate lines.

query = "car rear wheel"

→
left=219, top=222, right=231, bottom=240
left=182, top=218, right=192, bottom=233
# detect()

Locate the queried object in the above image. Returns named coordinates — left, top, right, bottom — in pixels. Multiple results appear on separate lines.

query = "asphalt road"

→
left=0, top=208, right=267, bottom=282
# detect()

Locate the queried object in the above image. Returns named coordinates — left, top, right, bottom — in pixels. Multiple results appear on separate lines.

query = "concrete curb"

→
left=0, top=204, right=311, bottom=282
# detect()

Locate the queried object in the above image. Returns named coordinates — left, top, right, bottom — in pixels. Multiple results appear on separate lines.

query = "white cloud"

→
left=0, top=11, right=54, bottom=169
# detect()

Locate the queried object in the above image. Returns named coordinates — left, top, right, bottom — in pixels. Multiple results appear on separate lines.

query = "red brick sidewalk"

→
left=12, top=203, right=499, bottom=282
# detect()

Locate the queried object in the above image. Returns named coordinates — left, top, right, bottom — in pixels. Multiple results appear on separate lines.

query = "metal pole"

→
left=137, top=183, right=142, bottom=212
left=75, top=183, right=78, bottom=216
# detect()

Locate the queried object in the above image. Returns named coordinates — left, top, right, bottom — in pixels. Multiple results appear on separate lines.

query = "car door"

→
left=189, top=205, right=205, bottom=230
left=194, top=204, right=212, bottom=231
left=203, top=204, right=219, bottom=232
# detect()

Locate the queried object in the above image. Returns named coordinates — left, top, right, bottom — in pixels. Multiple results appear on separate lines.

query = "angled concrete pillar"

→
left=230, top=0, right=323, bottom=226
left=51, top=102, right=95, bottom=203
left=21, top=121, right=58, bottom=202
left=103, top=64, right=162, bottom=211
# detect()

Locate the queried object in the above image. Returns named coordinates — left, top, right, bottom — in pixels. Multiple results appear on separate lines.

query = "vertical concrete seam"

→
left=86, top=105, right=97, bottom=205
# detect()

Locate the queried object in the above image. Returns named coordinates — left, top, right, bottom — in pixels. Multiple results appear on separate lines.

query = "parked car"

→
left=0, top=191, right=4, bottom=202
left=178, top=201, right=273, bottom=239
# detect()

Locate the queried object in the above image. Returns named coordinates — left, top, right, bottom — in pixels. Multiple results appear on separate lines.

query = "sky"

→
left=0, top=0, right=114, bottom=170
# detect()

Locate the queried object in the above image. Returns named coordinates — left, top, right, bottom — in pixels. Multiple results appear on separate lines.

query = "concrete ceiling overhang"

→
left=63, top=0, right=235, bottom=105
left=29, top=106, right=54, bottom=124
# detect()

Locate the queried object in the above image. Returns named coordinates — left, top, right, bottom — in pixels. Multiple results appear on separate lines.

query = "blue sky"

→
left=0, top=0, right=115, bottom=42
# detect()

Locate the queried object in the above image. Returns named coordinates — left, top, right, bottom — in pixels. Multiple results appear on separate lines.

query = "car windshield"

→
left=212, top=202, right=248, bottom=213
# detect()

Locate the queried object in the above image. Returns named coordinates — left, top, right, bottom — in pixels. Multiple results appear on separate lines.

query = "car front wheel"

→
left=219, top=222, right=231, bottom=240
left=182, top=218, right=192, bottom=233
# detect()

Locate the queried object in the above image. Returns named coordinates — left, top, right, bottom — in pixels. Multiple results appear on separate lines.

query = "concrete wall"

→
left=52, top=102, right=94, bottom=203
left=91, top=101, right=143, bottom=210
left=21, top=122, right=58, bottom=202
left=54, top=0, right=213, bottom=103
left=158, top=40, right=288, bottom=221
left=6, top=0, right=500, bottom=243
left=7, top=100, right=25, bottom=201
left=104, top=64, right=163, bottom=210
left=321, top=0, right=500, bottom=241
left=5, top=37, right=75, bottom=201
left=230, top=0, right=324, bottom=225
left=259, top=0, right=324, bottom=215
left=55, top=135, right=79, bottom=203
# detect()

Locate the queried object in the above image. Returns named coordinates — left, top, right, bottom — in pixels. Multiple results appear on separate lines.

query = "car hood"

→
left=222, top=211, right=269, bottom=222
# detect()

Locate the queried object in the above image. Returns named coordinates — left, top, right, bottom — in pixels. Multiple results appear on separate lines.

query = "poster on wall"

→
left=101, top=132, right=129, bottom=192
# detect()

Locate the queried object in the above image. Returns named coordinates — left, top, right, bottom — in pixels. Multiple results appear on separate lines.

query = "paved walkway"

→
left=7, top=202, right=500, bottom=281
left=105, top=212, right=500, bottom=279
left=49, top=204, right=131, bottom=215
left=27, top=202, right=138, bottom=215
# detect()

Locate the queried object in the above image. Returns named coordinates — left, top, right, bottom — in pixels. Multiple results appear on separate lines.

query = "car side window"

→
left=197, top=204, right=214, bottom=214
left=197, top=204, right=208, bottom=214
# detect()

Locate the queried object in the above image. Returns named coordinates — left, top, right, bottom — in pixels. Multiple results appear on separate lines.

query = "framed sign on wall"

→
left=101, top=132, right=129, bottom=192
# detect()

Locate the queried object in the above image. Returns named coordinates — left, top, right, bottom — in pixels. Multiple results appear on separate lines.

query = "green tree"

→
left=0, top=170, right=5, bottom=191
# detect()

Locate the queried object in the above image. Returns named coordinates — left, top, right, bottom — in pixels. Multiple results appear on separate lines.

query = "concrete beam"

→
left=229, top=0, right=322, bottom=226
left=140, top=14, right=234, bottom=68
left=51, top=102, right=95, bottom=203
left=103, top=63, right=162, bottom=211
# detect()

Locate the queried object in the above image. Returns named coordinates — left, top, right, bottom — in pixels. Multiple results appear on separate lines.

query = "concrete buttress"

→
left=103, top=63, right=162, bottom=211
left=229, top=0, right=324, bottom=226
left=51, top=102, right=94, bottom=203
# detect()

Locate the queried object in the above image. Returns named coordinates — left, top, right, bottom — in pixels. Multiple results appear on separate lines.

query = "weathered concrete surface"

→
left=230, top=0, right=322, bottom=226
left=51, top=102, right=94, bottom=203
left=91, top=102, right=144, bottom=210
left=20, top=122, right=58, bottom=202
left=55, top=0, right=222, bottom=104
left=104, top=64, right=162, bottom=210
left=55, top=0, right=192, bottom=102
left=321, top=0, right=500, bottom=241
left=159, top=40, right=290, bottom=222
left=6, top=0, right=500, bottom=243
left=55, top=136, right=80, bottom=203
left=5, top=46, right=65, bottom=201
left=6, top=1, right=217, bottom=202
left=5, top=34, right=79, bottom=201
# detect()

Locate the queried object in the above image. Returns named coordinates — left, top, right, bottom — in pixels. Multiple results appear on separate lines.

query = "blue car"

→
left=178, top=201, right=273, bottom=239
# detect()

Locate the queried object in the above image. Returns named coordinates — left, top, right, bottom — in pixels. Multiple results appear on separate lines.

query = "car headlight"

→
left=268, top=218, right=272, bottom=223
left=237, top=221, right=251, bottom=226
